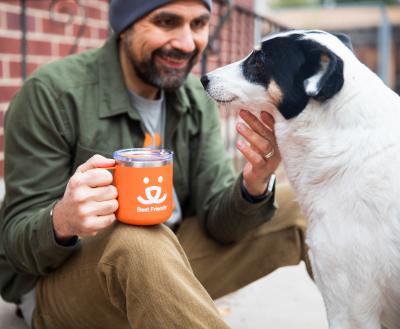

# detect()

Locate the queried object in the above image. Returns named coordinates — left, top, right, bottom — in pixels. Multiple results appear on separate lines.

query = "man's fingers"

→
left=85, top=168, right=114, bottom=188
left=80, top=199, right=119, bottom=218
left=239, top=109, right=273, bottom=136
left=90, top=185, right=118, bottom=202
left=236, top=122, right=275, bottom=158
left=237, top=140, right=267, bottom=170
left=95, top=199, right=119, bottom=216
left=70, top=168, right=114, bottom=191
left=76, top=154, right=115, bottom=173
left=260, top=111, right=275, bottom=130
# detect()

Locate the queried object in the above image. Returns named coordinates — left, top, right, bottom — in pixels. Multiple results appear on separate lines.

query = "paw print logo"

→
left=137, top=176, right=167, bottom=205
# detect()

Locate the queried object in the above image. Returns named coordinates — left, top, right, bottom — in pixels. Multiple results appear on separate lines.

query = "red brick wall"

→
left=0, top=0, right=257, bottom=176
left=0, top=0, right=110, bottom=176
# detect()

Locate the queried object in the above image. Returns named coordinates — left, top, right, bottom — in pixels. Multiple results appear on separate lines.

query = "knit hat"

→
left=109, top=0, right=212, bottom=35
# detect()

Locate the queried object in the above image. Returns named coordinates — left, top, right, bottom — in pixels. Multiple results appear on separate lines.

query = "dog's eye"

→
left=251, top=51, right=263, bottom=67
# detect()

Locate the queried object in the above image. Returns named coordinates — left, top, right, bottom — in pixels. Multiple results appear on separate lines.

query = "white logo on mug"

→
left=137, top=176, right=167, bottom=205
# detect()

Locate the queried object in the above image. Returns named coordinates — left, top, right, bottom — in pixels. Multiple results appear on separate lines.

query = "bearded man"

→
left=0, top=1, right=307, bottom=328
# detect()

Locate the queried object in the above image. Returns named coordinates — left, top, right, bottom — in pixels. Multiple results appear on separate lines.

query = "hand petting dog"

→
left=236, top=109, right=281, bottom=197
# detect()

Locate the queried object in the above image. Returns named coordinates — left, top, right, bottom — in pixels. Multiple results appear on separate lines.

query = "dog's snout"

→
left=200, top=75, right=209, bottom=90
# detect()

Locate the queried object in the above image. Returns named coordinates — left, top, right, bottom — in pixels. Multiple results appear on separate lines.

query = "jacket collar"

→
left=97, top=36, right=190, bottom=120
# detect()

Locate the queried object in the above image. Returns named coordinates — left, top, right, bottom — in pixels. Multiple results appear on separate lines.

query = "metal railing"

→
left=201, top=0, right=287, bottom=75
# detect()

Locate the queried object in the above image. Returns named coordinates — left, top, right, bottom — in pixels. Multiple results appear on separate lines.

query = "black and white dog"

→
left=201, top=30, right=400, bottom=329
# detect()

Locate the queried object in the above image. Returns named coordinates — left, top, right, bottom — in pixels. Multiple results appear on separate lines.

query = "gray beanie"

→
left=109, top=0, right=212, bottom=35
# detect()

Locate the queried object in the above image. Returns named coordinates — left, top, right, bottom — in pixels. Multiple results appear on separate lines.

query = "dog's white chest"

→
left=274, top=97, right=400, bottom=329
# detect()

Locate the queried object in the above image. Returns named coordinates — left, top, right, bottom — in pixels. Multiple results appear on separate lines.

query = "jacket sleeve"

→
left=191, top=92, right=276, bottom=244
left=0, top=78, right=80, bottom=276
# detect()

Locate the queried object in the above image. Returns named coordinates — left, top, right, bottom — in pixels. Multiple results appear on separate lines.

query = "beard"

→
left=123, top=32, right=199, bottom=91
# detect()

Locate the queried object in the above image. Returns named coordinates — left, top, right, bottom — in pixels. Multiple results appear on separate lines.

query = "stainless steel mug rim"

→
left=113, top=148, right=173, bottom=168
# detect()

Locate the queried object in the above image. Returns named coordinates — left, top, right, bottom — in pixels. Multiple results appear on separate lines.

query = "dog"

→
left=201, top=30, right=400, bottom=329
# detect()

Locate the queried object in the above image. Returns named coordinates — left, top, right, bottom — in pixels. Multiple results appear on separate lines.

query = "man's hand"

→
left=52, top=155, right=118, bottom=242
left=236, top=110, right=281, bottom=196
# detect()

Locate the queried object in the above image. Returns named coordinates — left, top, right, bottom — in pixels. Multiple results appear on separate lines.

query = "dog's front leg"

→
left=308, top=248, right=382, bottom=329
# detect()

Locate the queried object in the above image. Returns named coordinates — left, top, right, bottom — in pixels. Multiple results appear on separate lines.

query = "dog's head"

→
left=201, top=30, right=354, bottom=119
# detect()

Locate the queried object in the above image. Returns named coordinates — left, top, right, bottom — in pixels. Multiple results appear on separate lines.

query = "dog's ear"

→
left=332, top=32, right=353, bottom=51
left=303, top=49, right=344, bottom=102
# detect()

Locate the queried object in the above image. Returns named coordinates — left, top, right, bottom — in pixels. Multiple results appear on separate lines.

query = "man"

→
left=0, top=1, right=308, bottom=328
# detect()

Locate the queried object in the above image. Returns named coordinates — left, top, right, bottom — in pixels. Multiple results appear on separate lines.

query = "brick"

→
left=41, top=17, right=66, bottom=35
left=0, top=86, right=20, bottom=103
left=27, top=39, right=51, bottom=56
left=98, top=27, right=109, bottom=39
left=10, top=60, right=39, bottom=78
left=85, top=5, right=102, bottom=20
left=72, top=23, right=91, bottom=39
left=0, top=37, right=20, bottom=54
left=9, top=61, right=21, bottom=78
left=58, top=42, right=74, bottom=57
left=0, top=61, right=3, bottom=78
left=6, top=12, right=35, bottom=31
left=27, top=0, right=51, bottom=10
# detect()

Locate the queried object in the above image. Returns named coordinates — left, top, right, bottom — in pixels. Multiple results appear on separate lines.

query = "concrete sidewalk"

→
left=215, top=262, right=328, bottom=329
left=0, top=300, right=26, bottom=329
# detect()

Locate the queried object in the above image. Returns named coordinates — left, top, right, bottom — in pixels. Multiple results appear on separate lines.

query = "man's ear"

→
left=303, top=50, right=344, bottom=102
left=332, top=32, right=353, bottom=51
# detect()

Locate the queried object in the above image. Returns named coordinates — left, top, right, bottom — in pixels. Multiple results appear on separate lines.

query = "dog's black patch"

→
left=305, top=30, right=353, bottom=51
left=241, top=33, right=344, bottom=119
left=330, top=32, right=353, bottom=51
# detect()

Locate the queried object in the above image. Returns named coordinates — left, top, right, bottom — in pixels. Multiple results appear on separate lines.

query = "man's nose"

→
left=171, top=25, right=196, bottom=53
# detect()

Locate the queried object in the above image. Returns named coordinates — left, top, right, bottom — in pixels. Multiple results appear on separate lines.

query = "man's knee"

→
left=97, top=223, right=190, bottom=271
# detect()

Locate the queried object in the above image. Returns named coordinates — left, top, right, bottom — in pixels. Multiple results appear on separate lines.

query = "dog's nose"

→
left=200, top=75, right=209, bottom=90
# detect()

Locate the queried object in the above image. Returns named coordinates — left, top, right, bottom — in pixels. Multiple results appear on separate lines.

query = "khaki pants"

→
left=32, top=184, right=308, bottom=329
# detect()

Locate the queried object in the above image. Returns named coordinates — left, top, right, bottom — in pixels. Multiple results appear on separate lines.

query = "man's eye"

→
left=248, top=52, right=263, bottom=67
left=155, top=18, right=177, bottom=28
left=159, top=19, right=173, bottom=27
left=191, top=19, right=208, bottom=30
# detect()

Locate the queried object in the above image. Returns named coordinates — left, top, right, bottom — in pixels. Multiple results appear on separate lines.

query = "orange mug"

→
left=108, top=148, right=174, bottom=226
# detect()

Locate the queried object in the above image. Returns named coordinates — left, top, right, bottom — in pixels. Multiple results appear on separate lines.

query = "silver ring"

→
left=263, top=148, right=275, bottom=160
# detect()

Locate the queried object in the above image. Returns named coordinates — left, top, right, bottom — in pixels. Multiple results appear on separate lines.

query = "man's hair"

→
left=109, top=0, right=212, bottom=35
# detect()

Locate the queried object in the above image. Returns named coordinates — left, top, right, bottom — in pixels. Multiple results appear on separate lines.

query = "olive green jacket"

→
left=0, top=36, right=275, bottom=303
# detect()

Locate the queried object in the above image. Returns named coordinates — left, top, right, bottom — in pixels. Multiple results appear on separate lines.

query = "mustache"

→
left=154, top=47, right=198, bottom=61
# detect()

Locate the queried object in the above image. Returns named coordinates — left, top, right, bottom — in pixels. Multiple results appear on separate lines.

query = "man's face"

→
left=121, top=0, right=210, bottom=91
